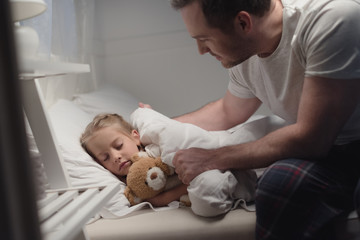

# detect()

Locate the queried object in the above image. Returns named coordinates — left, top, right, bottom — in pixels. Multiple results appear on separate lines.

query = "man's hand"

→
left=173, top=148, right=215, bottom=184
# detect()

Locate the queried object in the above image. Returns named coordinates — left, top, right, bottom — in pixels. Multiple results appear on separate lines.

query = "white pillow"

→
left=47, top=99, right=133, bottom=218
left=72, top=84, right=139, bottom=121
left=47, top=99, right=119, bottom=185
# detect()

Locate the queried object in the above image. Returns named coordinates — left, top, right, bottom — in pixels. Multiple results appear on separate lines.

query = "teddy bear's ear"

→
left=124, top=186, right=142, bottom=206
left=155, top=157, right=173, bottom=176
left=130, top=154, right=140, bottom=163
left=131, top=151, right=148, bottom=163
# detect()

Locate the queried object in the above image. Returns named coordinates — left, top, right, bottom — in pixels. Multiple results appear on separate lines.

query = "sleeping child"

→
left=81, top=108, right=283, bottom=217
left=80, top=113, right=188, bottom=207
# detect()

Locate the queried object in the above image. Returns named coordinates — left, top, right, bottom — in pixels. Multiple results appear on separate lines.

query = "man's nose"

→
left=196, top=40, right=209, bottom=55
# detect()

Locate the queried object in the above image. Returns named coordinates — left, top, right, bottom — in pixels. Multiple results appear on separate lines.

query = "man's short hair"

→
left=171, top=0, right=271, bottom=33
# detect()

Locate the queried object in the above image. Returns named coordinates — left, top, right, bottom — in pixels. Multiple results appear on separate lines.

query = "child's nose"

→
left=112, top=153, right=122, bottom=162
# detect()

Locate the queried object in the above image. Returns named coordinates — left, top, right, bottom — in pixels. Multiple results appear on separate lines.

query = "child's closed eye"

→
left=99, top=153, right=109, bottom=162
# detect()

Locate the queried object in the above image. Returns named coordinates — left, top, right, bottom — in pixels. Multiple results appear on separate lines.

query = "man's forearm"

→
left=173, top=91, right=262, bottom=131
left=211, top=123, right=332, bottom=172
left=173, top=98, right=237, bottom=131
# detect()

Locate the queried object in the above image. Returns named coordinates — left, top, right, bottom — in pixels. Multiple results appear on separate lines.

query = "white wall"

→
left=92, top=0, right=229, bottom=117
left=92, top=0, right=271, bottom=117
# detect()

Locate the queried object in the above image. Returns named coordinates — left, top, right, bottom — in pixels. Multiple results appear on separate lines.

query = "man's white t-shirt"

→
left=228, top=0, right=360, bottom=144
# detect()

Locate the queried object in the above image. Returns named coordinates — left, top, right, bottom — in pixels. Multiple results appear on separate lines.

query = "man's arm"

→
left=174, top=77, right=360, bottom=184
left=174, top=90, right=262, bottom=131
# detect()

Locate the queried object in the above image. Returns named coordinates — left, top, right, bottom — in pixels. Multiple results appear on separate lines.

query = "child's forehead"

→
left=94, top=126, right=127, bottom=138
left=87, top=127, right=126, bottom=150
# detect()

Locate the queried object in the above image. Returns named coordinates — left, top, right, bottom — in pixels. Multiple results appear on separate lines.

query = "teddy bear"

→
left=124, top=152, right=191, bottom=207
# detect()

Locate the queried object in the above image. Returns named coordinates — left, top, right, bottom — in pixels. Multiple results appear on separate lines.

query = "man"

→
left=169, top=0, right=360, bottom=239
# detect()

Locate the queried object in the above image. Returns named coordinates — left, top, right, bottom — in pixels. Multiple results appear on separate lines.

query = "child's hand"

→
left=146, top=193, right=170, bottom=207
left=138, top=102, right=152, bottom=109
left=146, top=184, right=188, bottom=207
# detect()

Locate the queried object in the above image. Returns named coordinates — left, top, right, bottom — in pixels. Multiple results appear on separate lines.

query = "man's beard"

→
left=221, top=59, right=244, bottom=68
left=220, top=43, right=255, bottom=69
left=221, top=54, right=252, bottom=69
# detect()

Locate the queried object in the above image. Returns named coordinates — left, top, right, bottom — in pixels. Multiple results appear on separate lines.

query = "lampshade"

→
left=10, top=0, right=47, bottom=22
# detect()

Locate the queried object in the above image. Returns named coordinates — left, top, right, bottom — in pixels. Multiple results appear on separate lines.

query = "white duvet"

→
left=130, top=108, right=285, bottom=168
left=130, top=108, right=286, bottom=214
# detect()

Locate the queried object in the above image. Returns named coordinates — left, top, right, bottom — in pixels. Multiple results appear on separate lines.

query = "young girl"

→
left=80, top=113, right=187, bottom=207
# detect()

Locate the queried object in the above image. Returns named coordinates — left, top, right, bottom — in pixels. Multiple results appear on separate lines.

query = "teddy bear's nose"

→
left=146, top=167, right=166, bottom=191
left=150, top=172, right=158, bottom=180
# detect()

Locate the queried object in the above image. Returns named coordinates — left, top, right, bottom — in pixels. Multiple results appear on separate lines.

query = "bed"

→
left=39, top=83, right=359, bottom=240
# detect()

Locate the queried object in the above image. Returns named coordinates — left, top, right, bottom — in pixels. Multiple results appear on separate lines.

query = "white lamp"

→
left=10, top=0, right=47, bottom=59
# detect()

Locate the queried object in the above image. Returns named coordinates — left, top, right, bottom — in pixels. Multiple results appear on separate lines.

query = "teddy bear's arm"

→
left=124, top=187, right=142, bottom=206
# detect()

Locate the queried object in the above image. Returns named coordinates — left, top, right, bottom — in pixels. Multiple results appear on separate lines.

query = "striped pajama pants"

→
left=255, top=140, right=360, bottom=240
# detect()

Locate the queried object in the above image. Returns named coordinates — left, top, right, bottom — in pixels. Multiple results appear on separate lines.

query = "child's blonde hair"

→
left=80, top=113, right=135, bottom=158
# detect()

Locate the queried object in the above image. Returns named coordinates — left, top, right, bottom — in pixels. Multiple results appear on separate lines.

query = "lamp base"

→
left=14, top=25, right=39, bottom=59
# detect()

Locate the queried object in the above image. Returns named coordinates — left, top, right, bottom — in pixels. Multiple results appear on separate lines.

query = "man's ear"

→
left=235, top=11, right=252, bottom=33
